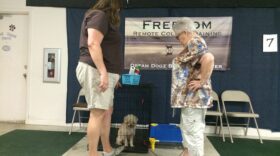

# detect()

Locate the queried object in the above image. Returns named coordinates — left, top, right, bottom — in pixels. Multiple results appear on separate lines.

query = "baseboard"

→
left=0, top=120, right=25, bottom=124
left=205, top=125, right=280, bottom=138
left=66, top=123, right=88, bottom=128
left=25, top=119, right=67, bottom=126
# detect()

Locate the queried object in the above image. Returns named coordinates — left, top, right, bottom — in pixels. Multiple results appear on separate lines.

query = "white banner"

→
left=125, top=17, right=232, bottom=70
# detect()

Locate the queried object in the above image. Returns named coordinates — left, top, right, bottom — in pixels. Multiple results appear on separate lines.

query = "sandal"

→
left=179, top=148, right=188, bottom=156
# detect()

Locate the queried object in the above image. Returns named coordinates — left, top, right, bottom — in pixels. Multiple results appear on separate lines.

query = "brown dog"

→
left=116, top=114, right=138, bottom=147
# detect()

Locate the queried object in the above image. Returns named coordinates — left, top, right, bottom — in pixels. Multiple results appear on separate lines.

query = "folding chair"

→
left=206, top=91, right=225, bottom=142
left=221, top=90, right=263, bottom=143
left=69, top=88, right=89, bottom=135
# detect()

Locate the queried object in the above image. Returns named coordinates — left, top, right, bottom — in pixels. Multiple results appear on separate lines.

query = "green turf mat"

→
left=208, top=136, right=280, bottom=156
left=0, top=129, right=85, bottom=156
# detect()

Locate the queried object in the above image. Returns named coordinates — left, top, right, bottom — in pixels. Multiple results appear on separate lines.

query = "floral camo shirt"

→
left=171, top=36, right=213, bottom=109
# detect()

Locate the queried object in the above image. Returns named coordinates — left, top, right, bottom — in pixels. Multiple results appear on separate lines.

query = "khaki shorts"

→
left=180, top=108, right=207, bottom=156
left=76, top=62, right=120, bottom=110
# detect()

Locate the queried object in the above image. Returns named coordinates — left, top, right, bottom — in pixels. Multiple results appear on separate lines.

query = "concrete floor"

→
left=0, top=122, right=220, bottom=156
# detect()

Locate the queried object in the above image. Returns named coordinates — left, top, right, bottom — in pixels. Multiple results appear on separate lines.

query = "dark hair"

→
left=92, top=0, right=123, bottom=26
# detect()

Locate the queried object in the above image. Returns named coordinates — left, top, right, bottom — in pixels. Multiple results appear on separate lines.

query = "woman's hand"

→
left=99, top=72, right=109, bottom=92
left=188, top=80, right=202, bottom=91
left=115, top=81, right=122, bottom=89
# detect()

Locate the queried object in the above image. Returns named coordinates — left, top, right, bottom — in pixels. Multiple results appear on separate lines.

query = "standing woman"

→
left=171, top=18, right=215, bottom=156
left=76, top=0, right=123, bottom=156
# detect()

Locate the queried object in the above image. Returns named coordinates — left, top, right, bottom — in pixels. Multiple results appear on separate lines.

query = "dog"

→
left=116, top=114, right=138, bottom=147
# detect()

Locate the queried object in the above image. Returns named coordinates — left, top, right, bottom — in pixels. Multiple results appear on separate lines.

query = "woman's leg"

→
left=100, top=74, right=121, bottom=154
left=88, top=108, right=106, bottom=156
left=180, top=108, right=190, bottom=156
left=180, top=108, right=206, bottom=156
left=101, top=106, right=114, bottom=153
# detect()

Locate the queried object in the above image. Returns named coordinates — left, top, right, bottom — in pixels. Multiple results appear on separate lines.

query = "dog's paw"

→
left=116, top=142, right=121, bottom=145
left=116, top=140, right=122, bottom=145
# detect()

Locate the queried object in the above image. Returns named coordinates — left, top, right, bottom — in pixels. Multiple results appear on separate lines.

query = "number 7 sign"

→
left=263, top=34, right=278, bottom=52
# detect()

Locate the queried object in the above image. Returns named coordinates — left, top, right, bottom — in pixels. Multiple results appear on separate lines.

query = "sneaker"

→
left=102, top=146, right=125, bottom=156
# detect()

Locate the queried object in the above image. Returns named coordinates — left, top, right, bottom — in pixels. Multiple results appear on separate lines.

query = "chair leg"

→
left=78, top=111, right=82, bottom=129
left=214, top=116, right=219, bottom=134
left=253, top=117, right=263, bottom=144
left=69, top=110, right=77, bottom=135
left=219, top=115, right=225, bottom=142
left=245, top=118, right=250, bottom=136
left=217, top=118, right=222, bottom=135
left=224, top=115, right=234, bottom=143
left=218, top=118, right=221, bottom=135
